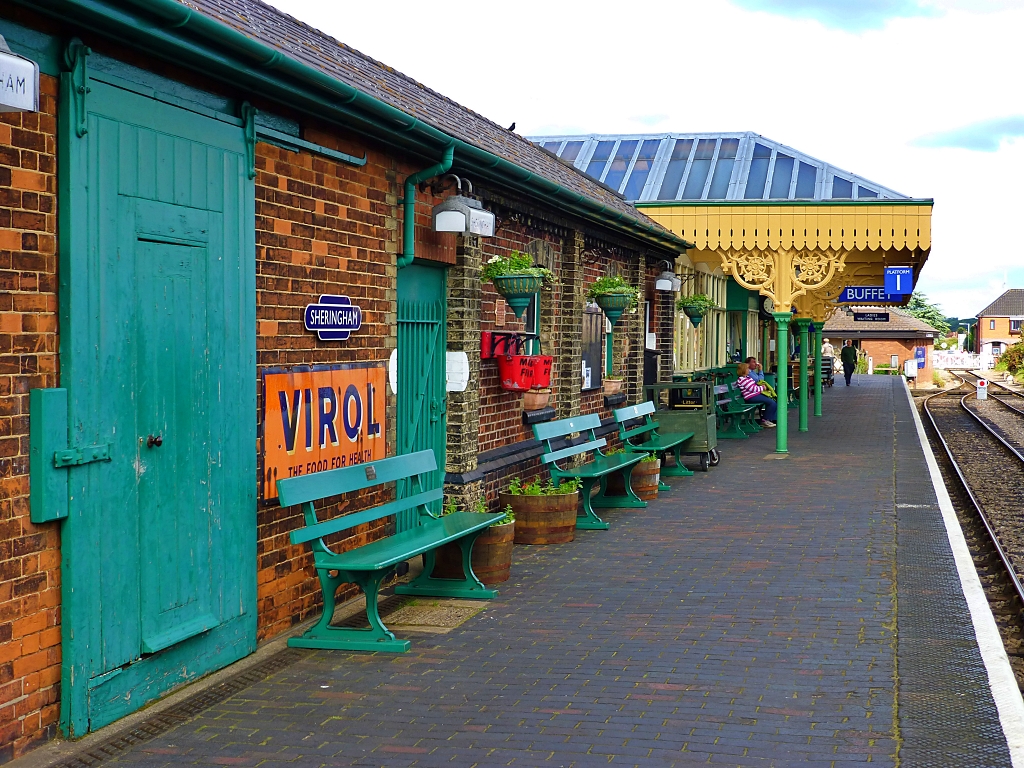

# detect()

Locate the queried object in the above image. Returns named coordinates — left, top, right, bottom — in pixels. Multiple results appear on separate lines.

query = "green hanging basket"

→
left=492, top=274, right=544, bottom=318
left=679, top=304, right=709, bottom=327
left=594, top=292, right=634, bottom=327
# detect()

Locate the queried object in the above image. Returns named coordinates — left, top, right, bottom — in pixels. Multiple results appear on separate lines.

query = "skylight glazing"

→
left=527, top=131, right=908, bottom=203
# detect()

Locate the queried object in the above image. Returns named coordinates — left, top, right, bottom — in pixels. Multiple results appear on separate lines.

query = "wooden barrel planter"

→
left=500, top=491, right=578, bottom=544
left=604, top=459, right=661, bottom=502
left=430, top=520, right=515, bottom=585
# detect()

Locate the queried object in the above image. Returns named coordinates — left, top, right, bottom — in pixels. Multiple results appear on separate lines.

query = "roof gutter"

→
left=29, top=0, right=691, bottom=254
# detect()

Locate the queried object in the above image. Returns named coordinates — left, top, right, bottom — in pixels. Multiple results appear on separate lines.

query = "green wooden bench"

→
left=277, top=450, right=502, bottom=653
left=533, top=413, right=646, bottom=531
left=613, top=401, right=696, bottom=485
left=713, top=382, right=760, bottom=439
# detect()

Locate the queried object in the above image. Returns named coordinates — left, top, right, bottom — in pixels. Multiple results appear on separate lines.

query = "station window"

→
left=831, top=177, right=853, bottom=198
left=769, top=154, right=795, bottom=199
left=794, top=162, right=817, bottom=198
left=561, top=141, right=584, bottom=164
left=681, top=139, right=716, bottom=199
left=744, top=143, right=772, bottom=199
left=658, top=139, right=693, bottom=200
left=1011, top=319, right=1022, bottom=333
left=585, top=140, right=615, bottom=180
left=604, top=140, right=639, bottom=192
left=991, top=319, right=997, bottom=330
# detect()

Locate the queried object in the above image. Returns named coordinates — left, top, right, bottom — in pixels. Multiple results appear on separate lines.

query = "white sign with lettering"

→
left=0, top=45, right=39, bottom=113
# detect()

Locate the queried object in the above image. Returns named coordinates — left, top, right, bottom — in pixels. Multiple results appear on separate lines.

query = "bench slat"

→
left=620, top=422, right=656, bottom=440
left=277, top=450, right=436, bottom=507
left=317, top=511, right=502, bottom=571
left=551, top=451, right=643, bottom=478
left=289, top=488, right=444, bottom=545
left=533, top=413, right=601, bottom=441
left=613, top=402, right=655, bottom=421
left=541, top=437, right=606, bottom=465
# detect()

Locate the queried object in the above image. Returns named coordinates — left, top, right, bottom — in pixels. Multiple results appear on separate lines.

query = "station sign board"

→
left=915, top=346, right=926, bottom=369
left=0, top=48, right=39, bottom=113
left=883, top=266, right=913, bottom=296
left=261, top=363, right=385, bottom=502
left=836, top=286, right=902, bottom=303
left=303, top=294, right=362, bottom=341
left=853, top=312, right=889, bottom=322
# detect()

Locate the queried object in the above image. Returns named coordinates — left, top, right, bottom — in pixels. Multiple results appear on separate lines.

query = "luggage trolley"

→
left=644, top=381, right=720, bottom=471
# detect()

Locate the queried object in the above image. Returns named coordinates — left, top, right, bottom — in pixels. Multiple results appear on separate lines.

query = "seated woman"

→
left=745, top=356, right=777, bottom=399
left=736, top=362, right=777, bottom=428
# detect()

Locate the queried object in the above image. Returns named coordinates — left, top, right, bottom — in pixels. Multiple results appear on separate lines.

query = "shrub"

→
left=1000, top=341, right=1024, bottom=374
left=480, top=251, right=554, bottom=284
left=507, top=476, right=581, bottom=496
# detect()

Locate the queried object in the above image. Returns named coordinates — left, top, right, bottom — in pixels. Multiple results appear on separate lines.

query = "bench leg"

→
left=660, top=446, right=693, bottom=479
left=717, top=415, right=748, bottom=439
left=288, top=568, right=411, bottom=653
left=395, top=534, right=498, bottom=599
left=575, top=476, right=611, bottom=530
left=592, top=466, right=647, bottom=510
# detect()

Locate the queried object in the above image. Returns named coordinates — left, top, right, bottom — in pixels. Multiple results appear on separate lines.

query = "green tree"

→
left=904, top=292, right=950, bottom=335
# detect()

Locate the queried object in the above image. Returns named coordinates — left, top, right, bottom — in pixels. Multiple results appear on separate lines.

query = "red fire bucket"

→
left=530, top=355, right=553, bottom=388
left=496, top=354, right=534, bottom=391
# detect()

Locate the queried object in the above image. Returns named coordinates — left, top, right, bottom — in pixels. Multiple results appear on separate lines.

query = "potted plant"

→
left=481, top=250, right=554, bottom=318
left=602, top=378, right=623, bottom=396
left=523, top=387, right=552, bottom=411
left=586, top=275, right=641, bottom=327
left=676, top=293, right=717, bottom=327
left=602, top=450, right=661, bottom=501
left=499, top=476, right=581, bottom=544
left=431, top=499, right=516, bottom=585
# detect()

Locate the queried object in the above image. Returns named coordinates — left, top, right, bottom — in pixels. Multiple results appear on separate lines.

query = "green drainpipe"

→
left=397, top=144, right=454, bottom=269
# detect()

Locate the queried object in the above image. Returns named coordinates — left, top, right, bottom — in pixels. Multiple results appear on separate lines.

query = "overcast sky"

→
left=267, top=0, right=1024, bottom=319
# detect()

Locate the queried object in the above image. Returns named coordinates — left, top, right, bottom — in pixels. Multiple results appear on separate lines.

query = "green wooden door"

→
left=59, top=78, right=256, bottom=735
left=396, top=263, right=447, bottom=530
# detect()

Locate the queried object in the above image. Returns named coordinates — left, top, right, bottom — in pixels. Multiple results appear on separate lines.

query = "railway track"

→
left=923, top=374, right=1024, bottom=679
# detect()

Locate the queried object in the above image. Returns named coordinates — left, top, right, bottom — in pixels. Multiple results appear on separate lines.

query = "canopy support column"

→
left=772, top=312, right=792, bottom=454
left=795, top=318, right=811, bottom=433
left=814, top=328, right=823, bottom=417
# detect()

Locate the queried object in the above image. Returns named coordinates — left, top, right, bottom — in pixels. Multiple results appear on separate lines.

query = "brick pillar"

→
left=445, top=233, right=482, bottom=475
left=624, top=253, right=646, bottom=404
left=657, top=283, right=676, bottom=385
left=555, top=231, right=585, bottom=419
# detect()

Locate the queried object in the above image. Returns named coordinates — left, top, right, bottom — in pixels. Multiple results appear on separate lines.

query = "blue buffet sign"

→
left=304, top=295, right=362, bottom=341
left=883, top=266, right=913, bottom=296
left=837, top=286, right=902, bottom=303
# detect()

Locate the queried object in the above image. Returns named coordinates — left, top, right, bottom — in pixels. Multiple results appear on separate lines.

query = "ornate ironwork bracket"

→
left=241, top=102, right=257, bottom=180
left=715, top=246, right=847, bottom=312
left=63, top=39, right=92, bottom=138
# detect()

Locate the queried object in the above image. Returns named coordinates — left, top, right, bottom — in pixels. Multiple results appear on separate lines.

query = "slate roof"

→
left=183, top=0, right=662, bottom=230
left=823, top=306, right=941, bottom=336
left=977, top=289, right=1024, bottom=318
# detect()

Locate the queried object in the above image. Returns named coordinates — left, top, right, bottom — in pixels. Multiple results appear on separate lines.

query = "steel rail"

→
left=923, top=373, right=1024, bottom=609
left=959, top=371, right=1024, bottom=419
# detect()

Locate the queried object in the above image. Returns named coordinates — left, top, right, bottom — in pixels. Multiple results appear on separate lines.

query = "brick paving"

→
left=94, top=376, right=1008, bottom=767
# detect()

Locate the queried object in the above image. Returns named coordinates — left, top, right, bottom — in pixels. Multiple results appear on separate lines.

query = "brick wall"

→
left=0, top=73, right=61, bottom=762
left=858, top=338, right=933, bottom=381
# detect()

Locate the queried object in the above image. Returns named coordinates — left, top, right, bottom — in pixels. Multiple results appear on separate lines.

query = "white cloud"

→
left=264, top=0, right=1024, bottom=318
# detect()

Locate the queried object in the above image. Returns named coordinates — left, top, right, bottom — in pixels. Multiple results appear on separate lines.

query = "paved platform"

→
left=34, top=376, right=1024, bottom=766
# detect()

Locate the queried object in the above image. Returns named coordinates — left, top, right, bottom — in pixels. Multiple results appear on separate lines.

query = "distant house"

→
left=975, top=289, right=1024, bottom=356
left=823, top=307, right=941, bottom=380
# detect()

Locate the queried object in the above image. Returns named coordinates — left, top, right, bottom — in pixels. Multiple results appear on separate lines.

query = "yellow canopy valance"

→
left=639, top=202, right=932, bottom=252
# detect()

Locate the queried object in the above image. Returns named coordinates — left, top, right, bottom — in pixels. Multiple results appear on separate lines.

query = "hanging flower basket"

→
left=492, top=274, right=544, bottom=318
left=677, top=293, right=717, bottom=328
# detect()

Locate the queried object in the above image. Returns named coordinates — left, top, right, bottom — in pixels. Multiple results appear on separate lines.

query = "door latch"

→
left=53, top=443, right=112, bottom=468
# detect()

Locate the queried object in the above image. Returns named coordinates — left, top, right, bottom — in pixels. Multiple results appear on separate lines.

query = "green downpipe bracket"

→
left=397, top=144, right=454, bottom=269
left=795, top=318, right=811, bottom=433
left=606, top=331, right=614, bottom=377
left=762, top=320, right=771, bottom=369
left=772, top=313, right=792, bottom=454
left=814, top=329, right=823, bottom=417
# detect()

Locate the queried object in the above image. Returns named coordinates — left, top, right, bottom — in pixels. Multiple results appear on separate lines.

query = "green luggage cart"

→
left=643, top=381, right=720, bottom=471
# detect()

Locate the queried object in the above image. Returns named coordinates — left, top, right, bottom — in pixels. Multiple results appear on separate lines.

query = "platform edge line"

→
left=903, top=379, right=1024, bottom=764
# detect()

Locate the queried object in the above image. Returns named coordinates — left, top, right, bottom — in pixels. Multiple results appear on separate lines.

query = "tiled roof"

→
left=823, top=306, right=941, bottom=335
left=183, top=0, right=663, bottom=231
left=977, top=289, right=1024, bottom=318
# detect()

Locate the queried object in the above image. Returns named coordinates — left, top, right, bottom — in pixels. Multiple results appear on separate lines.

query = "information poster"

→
left=261, top=363, right=386, bottom=503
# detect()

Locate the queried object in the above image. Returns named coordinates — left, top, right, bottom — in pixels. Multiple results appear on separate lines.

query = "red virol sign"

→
left=261, top=363, right=386, bottom=502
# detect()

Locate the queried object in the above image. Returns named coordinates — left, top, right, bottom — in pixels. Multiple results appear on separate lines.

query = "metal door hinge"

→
left=54, top=443, right=111, bottom=468
left=63, top=38, right=92, bottom=138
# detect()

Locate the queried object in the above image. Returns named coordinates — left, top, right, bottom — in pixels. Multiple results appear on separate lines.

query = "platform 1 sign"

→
left=261, top=363, right=385, bottom=502
left=883, top=266, right=913, bottom=296
left=837, top=286, right=902, bottom=303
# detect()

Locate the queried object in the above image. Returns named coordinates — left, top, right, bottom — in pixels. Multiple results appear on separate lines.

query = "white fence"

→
left=932, top=351, right=988, bottom=370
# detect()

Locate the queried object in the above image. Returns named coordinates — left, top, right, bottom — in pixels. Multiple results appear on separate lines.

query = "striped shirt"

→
left=736, top=375, right=761, bottom=401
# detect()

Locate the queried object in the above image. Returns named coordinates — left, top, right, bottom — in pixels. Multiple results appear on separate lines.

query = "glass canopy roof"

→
left=527, top=132, right=907, bottom=203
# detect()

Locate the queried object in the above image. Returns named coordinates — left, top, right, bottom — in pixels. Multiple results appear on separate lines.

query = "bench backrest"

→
left=613, top=401, right=659, bottom=442
left=532, top=413, right=606, bottom=466
left=277, top=450, right=442, bottom=550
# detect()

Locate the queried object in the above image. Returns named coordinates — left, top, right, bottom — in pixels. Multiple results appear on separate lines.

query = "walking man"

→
left=840, top=340, right=858, bottom=386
